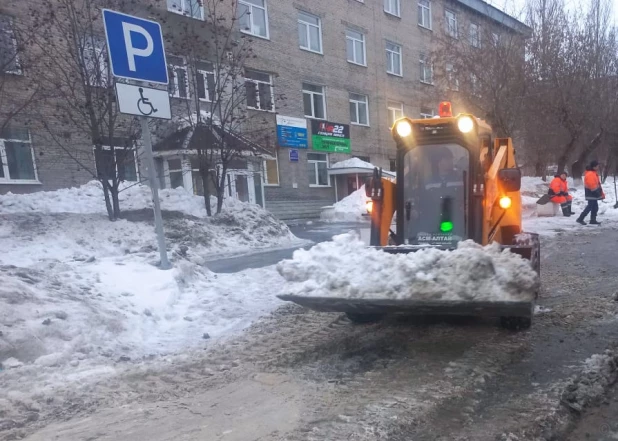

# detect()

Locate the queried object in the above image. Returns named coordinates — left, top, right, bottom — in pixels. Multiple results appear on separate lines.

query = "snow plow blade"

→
left=276, top=295, right=534, bottom=320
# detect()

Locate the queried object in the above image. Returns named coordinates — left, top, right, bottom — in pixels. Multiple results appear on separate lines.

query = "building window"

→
left=387, top=101, right=403, bottom=128
left=167, top=158, right=184, bottom=189
left=346, top=29, right=366, bottom=66
left=308, top=153, right=329, bottom=187
left=446, top=63, right=459, bottom=91
left=384, top=0, right=401, bottom=17
left=470, top=73, right=480, bottom=95
left=0, top=128, right=37, bottom=183
left=263, top=153, right=279, bottom=186
left=0, top=15, right=21, bottom=74
left=386, top=41, right=402, bottom=76
left=303, top=83, right=326, bottom=119
left=419, top=53, right=433, bottom=84
left=238, top=0, right=269, bottom=39
left=245, top=69, right=274, bottom=111
left=469, top=23, right=481, bottom=48
left=420, top=107, right=436, bottom=118
left=168, top=56, right=189, bottom=98
left=197, top=61, right=215, bottom=102
left=83, top=38, right=110, bottom=87
left=492, top=32, right=501, bottom=45
left=349, top=93, right=369, bottom=126
left=418, top=0, right=432, bottom=30
left=167, top=0, right=203, bottom=20
left=389, top=159, right=396, bottom=171
left=445, top=10, right=458, bottom=38
left=94, top=144, right=137, bottom=183
left=298, top=11, right=322, bottom=54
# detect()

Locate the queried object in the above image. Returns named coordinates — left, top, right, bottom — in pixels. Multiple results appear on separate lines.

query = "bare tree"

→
left=156, top=0, right=277, bottom=216
left=30, top=0, right=140, bottom=220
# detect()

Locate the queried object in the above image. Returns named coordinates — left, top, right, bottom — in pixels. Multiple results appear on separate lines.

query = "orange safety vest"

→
left=584, top=170, right=605, bottom=200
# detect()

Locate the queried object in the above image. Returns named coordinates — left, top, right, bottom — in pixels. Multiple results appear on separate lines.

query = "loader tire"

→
left=500, top=316, right=532, bottom=331
left=345, top=313, right=384, bottom=324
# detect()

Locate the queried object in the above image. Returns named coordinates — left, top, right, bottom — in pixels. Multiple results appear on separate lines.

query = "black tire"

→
left=345, top=313, right=384, bottom=324
left=500, top=316, right=532, bottom=331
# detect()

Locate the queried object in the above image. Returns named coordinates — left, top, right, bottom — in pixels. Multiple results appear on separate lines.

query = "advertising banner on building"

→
left=311, top=120, right=351, bottom=153
left=276, top=115, right=308, bottom=148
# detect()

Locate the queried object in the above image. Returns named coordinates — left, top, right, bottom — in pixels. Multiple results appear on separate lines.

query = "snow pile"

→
left=0, top=181, right=305, bottom=258
left=330, top=157, right=376, bottom=170
left=277, top=232, right=539, bottom=302
left=321, top=185, right=369, bottom=223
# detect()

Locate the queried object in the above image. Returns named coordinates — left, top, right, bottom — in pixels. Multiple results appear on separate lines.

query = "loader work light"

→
left=499, top=196, right=512, bottom=209
left=457, top=116, right=474, bottom=133
left=395, top=120, right=412, bottom=138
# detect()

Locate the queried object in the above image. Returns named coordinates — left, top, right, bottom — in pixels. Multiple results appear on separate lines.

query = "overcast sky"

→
left=486, top=0, right=618, bottom=25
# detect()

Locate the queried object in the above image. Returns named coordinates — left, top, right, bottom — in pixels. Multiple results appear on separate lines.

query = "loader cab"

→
left=390, top=104, right=492, bottom=248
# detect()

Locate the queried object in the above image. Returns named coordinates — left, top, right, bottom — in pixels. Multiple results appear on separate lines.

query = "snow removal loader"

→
left=279, top=102, right=540, bottom=330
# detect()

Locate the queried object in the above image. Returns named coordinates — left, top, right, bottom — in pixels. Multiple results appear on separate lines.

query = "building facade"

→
left=0, top=0, right=529, bottom=221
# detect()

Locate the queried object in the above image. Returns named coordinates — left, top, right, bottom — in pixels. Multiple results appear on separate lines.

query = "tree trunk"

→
left=556, top=137, right=580, bottom=175
left=216, top=166, right=228, bottom=215
left=111, top=185, right=121, bottom=219
left=101, top=181, right=115, bottom=221
left=534, top=161, right=545, bottom=178
left=571, top=130, right=604, bottom=186
left=200, top=167, right=212, bottom=217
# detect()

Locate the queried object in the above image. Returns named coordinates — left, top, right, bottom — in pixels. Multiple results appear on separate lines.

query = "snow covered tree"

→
left=29, top=0, right=140, bottom=221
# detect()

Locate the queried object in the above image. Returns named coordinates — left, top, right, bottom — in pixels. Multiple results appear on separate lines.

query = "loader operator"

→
left=548, top=171, right=573, bottom=216
left=411, top=146, right=466, bottom=244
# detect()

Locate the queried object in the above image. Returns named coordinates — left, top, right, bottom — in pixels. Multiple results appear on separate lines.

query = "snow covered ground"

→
left=278, top=232, right=539, bottom=302
left=0, top=182, right=300, bottom=408
left=320, top=185, right=370, bottom=223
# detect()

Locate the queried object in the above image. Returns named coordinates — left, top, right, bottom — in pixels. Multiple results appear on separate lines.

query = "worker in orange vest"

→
left=548, top=171, right=573, bottom=216
left=576, top=160, right=605, bottom=225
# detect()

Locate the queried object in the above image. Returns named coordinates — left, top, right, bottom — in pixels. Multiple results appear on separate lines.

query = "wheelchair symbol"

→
left=137, top=88, right=158, bottom=116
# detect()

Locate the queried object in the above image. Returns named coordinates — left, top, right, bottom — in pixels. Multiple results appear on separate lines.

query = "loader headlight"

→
left=499, top=196, right=512, bottom=209
left=457, top=116, right=474, bottom=133
left=395, top=120, right=412, bottom=138
left=366, top=200, right=373, bottom=213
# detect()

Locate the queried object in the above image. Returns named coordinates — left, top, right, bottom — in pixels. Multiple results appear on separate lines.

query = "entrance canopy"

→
left=327, top=157, right=396, bottom=178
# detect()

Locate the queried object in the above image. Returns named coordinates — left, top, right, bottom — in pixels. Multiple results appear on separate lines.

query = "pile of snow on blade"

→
left=321, top=185, right=369, bottom=222
left=277, top=233, right=539, bottom=302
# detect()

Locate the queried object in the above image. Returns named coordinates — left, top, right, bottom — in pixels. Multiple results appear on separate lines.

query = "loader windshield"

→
left=403, top=143, right=469, bottom=246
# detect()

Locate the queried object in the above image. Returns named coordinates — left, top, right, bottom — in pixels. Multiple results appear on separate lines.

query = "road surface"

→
left=4, top=224, right=618, bottom=441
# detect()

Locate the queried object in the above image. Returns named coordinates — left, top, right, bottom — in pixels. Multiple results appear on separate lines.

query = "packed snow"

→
left=330, top=157, right=377, bottom=170
left=277, top=232, right=539, bottom=302
left=321, top=185, right=370, bottom=222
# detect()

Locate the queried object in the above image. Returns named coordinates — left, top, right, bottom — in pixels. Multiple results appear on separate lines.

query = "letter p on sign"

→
left=102, top=9, right=169, bottom=85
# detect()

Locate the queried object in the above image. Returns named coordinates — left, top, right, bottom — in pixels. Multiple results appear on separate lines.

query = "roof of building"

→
left=328, top=158, right=396, bottom=178
left=454, top=0, right=532, bottom=36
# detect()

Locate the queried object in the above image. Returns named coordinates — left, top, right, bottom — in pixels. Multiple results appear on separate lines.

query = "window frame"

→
left=0, top=129, right=39, bottom=184
left=417, top=0, right=432, bottom=30
left=384, top=0, right=401, bottom=17
left=244, top=69, right=275, bottom=112
left=445, top=9, right=458, bottom=39
left=345, top=29, right=367, bottom=67
left=446, top=62, right=459, bottom=91
left=168, top=56, right=190, bottom=99
left=93, top=144, right=139, bottom=183
left=387, top=100, right=404, bottom=128
left=307, top=152, right=330, bottom=188
left=262, top=153, right=280, bottom=186
left=419, top=53, right=433, bottom=85
left=196, top=61, right=215, bottom=102
left=469, top=22, right=481, bottom=48
left=349, top=92, right=370, bottom=126
left=385, top=40, right=403, bottom=76
left=302, top=83, right=327, bottom=120
left=0, top=14, right=22, bottom=75
left=166, top=0, right=204, bottom=20
left=298, top=11, right=323, bottom=54
left=239, top=0, right=270, bottom=40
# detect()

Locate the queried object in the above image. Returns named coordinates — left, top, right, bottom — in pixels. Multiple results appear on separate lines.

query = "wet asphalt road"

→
left=203, top=220, right=370, bottom=273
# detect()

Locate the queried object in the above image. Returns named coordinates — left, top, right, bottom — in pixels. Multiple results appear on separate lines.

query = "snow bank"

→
left=277, top=232, right=539, bottom=302
left=330, top=157, right=376, bottom=170
left=321, top=185, right=369, bottom=223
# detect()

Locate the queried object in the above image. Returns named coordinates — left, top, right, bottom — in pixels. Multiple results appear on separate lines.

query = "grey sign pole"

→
left=139, top=116, right=171, bottom=270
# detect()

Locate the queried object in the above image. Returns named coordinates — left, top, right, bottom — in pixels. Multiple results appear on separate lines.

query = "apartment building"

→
left=0, top=0, right=529, bottom=221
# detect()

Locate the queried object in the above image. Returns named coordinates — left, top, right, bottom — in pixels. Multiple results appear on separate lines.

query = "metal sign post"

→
left=103, top=9, right=172, bottom=269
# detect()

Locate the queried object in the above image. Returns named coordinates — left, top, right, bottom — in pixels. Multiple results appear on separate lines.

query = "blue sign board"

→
left=289, top=149, right=299, bottom=162
left=102, top=9, right=169, bottom=84
left=276, top=115, right=308, bottom=148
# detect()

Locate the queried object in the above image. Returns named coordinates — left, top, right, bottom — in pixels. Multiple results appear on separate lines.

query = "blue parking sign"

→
left=102, top=9, right=169, bottom=84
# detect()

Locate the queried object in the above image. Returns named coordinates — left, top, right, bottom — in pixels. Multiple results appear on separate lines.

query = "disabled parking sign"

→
left=102, top=9, right=169, bottom=84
